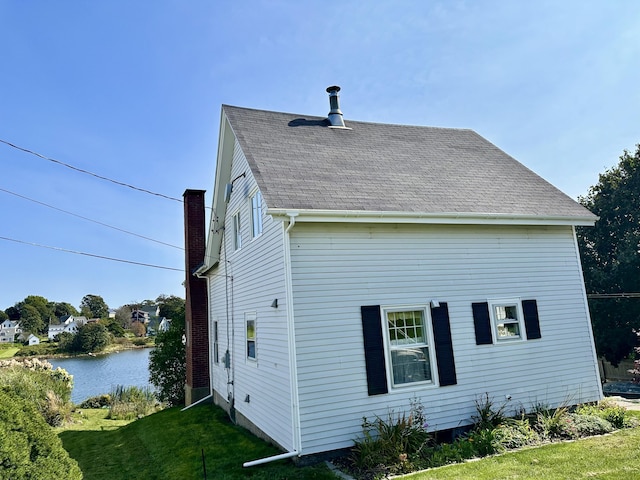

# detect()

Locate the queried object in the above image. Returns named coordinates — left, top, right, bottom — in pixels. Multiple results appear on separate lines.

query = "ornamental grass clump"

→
left=107, top=385, right=160, bottom=420
left=351, top=398, right=431, bottom=477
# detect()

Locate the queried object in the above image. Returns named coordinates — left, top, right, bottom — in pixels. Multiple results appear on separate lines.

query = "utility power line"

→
left=0, top=235, right=183, bottom=272
left=0, top=187, right=183, bottom=250
left=0, top=138, right=183, bottom=203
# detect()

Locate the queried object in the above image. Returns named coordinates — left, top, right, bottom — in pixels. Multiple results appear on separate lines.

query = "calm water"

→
left=49, top=348, right=154, bottom=404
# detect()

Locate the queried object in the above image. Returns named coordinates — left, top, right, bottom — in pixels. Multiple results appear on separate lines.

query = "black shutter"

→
left=522, top=299, right=542, bottom=340
left=431, top=302, right=457, bottom=386
left=472, top=302, right=493, bottom=345
left=360, top=305, right=388, bottom=395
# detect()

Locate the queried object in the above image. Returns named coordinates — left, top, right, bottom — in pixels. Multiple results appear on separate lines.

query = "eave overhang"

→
left=267, top=208, right=598, bottom=227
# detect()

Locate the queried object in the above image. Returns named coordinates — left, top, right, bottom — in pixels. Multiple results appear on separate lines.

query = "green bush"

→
left=79, top=394, right=112, bottom=409
left=569, top=413, right=614, bottom=436
left=471, top=393, right=509, bottom=430
left=14, top=343, right=58, bottom=357
left=575, top=400, right=628, bottom=429
left=493, top=417, right=540, bottom=449
left=0, top=388, right=82, bottom=479
left=533, top=405, right=577, bottom=440
left=0, top=358, right=73, bottom=426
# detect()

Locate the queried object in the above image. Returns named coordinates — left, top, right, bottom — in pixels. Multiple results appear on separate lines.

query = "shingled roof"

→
left=222, top=104, right=595, bottom=224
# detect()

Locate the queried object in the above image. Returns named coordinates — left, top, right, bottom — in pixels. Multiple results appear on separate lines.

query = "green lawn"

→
left=58, top=404, right=640, bottom=480
left=58, top=404, right=338, bottom=480
left=0, top=346, right=20, bottom=358
left=405, top=425, right=640, bottom=480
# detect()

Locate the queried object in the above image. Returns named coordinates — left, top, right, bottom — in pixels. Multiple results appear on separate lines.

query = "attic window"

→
left=250, top=190, right=263, bottom=238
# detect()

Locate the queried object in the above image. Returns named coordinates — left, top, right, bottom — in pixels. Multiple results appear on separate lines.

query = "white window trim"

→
left=213, top=320, right=219, bottom=364
left=245, top=312, right=257, bottom=363
left=381, top=305, right=438, bottom=389
left=249, top=189, right=264, bottom=240
left=232, top=210, right=242, bottom=251
left=488, top=298, right=526, bottom=344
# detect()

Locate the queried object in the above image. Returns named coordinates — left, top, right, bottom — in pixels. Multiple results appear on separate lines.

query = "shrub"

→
left=576, top=399, right=628, bottom=429
left=466, top=427, right=500, bottom=456
left=0, top=388, right=82, bottom=479
left=493, top=417, right=540, bottom=449
left=0, top=358, right=74, bottom=426
left=79, top=394, right=112, bottom=409
left=568, top=413, right=614, bottom=437
left=107, top=385, right=159, bottom=420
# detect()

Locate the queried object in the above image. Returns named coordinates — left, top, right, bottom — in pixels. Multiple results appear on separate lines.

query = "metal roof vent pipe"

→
left=326, top=85, right=346, bottom=128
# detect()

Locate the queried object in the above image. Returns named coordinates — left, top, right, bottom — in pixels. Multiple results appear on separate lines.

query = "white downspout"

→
left=243, top=212, right=301, bottom=467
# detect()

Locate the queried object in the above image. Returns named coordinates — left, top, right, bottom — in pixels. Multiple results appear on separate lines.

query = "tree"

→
left=115, top=304, right=133, bottom=329
left=0, top=310, right=7, bottom=321
left=18, top=304, right=44, bottom=334
left=80, top=294, right=109, bottom=319
left=52, top=302, right=79, bottom=318
left=149, top=295, right=186, bottom=406
left=75, top=323, right=111, bottom=353
left=577, top=144, right=640, bottom=365
left=130, top=321, right=146, bottom=337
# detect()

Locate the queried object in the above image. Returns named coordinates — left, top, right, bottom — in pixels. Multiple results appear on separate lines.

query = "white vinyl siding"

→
left=289, top=222, right=601, bottom=455
left=206, top=140, right=293, bottom=451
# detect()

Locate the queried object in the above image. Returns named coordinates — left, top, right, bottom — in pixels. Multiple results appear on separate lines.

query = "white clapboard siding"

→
left=289, top=222, right=601, bottom=455
left=207, top=140, right=293, bottom=450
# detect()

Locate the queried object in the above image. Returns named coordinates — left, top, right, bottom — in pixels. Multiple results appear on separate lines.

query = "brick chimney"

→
left=183, top=189, right=210, bottom=405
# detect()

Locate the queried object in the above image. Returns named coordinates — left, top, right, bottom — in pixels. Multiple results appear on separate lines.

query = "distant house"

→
left=184, top=87, right=602, bottom=460
left=158, top=317, right=171, bottom=332
left=18, top=333, right=40, bottom=346
left=48, top=315, right=81, bottom=340
left=131, top=306, right=159, bottom=325
left=0, top=319, right=21, bottom=343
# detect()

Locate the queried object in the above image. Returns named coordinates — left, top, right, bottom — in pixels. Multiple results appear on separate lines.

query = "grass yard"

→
left=0, top=346, right=20, bottom=358
left=58, top=403, right=338, bottom=480
left=405, top=424, right=640, bottom=480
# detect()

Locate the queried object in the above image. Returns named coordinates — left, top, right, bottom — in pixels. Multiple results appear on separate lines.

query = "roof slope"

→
left=223, top=105, right=594, bottom=221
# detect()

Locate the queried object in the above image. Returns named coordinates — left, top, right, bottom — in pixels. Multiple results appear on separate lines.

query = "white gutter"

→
left=267, top=208, right=598, bottom=227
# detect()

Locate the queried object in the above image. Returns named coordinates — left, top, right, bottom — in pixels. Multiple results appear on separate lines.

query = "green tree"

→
left=149, top=295, right=186, bottom=406
left=577, top=144, right=640, bottom=365
left=80, top=294, right=109, bottom=319
left=5, top=306, right=20, bottom=320
left=52, top=302, right=79, bottom=318
left=0, top=309, right=7, bottom=321
left=18, top=304, right=44, bottom=334
left=75, top=322, right=111, bottom=353
left=156, top=294, right=185, bottom=321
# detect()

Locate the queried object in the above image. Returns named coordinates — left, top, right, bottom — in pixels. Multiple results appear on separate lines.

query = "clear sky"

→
left=1, top=1, right=638, bottom=312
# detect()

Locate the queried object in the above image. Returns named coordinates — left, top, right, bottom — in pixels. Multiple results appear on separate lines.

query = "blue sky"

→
left=0, top=1, right=638, bottom=311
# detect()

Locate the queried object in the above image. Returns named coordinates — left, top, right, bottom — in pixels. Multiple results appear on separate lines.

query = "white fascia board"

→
left=266, top=208, right=598, bottom=227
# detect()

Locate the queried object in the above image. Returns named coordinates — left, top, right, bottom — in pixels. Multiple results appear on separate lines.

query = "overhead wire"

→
left=0, top=138, right=183, bottom=203
left=0, top=235, right=183, bottom=272
left=0, top=187, right=184, bottom=250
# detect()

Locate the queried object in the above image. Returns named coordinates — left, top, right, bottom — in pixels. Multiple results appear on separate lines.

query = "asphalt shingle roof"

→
left=223, top=105, right=595, bottom=220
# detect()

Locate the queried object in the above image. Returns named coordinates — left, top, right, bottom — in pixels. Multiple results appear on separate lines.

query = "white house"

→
left=0, top=319, right=21, bottom=343
left=185, top=87, right=602, bottom=462
left=48, top=315, right=80, bottom=340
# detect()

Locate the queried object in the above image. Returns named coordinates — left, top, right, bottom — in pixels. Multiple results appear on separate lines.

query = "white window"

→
left=490, top=299, right=525, bottom=342
left=383, top=307, right=433, bottom=387
left=250, top=190, right=263, bottom=239
left=245, top=312, right=256, bottom=360
left=232, top=211, right=242, bottom=251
